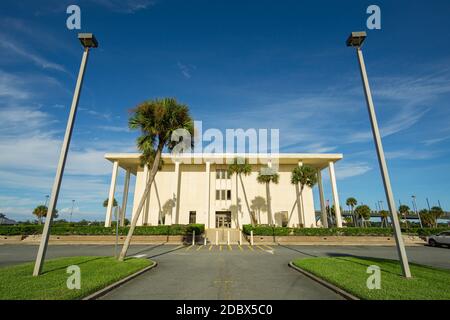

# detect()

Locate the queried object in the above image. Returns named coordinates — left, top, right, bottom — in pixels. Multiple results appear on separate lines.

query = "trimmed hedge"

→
left=242, top=224, right=449, bottom=237
left=0, top=224, right=205, bottom=236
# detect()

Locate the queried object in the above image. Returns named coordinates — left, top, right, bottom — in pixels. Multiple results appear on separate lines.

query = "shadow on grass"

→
left=42, top=257, right=105, bottom=275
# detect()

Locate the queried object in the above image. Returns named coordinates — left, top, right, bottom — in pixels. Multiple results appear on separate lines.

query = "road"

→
left=1, top=243, right=448, bottom=299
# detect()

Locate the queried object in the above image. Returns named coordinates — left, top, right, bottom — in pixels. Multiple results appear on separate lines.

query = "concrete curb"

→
left=82, top=261, right=158, bottom=300
left=288, top=262, right=359, bottom=301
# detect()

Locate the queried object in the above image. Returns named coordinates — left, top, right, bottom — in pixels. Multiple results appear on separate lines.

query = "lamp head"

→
left=78, top=33, right=98, bottom=49
left=346, top=31, right=367, bottom=48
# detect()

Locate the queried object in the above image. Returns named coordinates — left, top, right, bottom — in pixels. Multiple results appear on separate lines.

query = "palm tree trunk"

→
left=235, top=175, right=240, bottom=230
left=239, top=174, right=256, bottom=226
left=266, top=182, right=273, bottom=225
left=299, top=186, right=305, bottom=228
left=118, top=145, right=163, bottom=261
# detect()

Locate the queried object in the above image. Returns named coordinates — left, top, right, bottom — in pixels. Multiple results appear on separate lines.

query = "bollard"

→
left=215, top=230, right=218, bottom=245
left=204, top=236, right=207, bottom=246
left=250, top=230, right=254, bottom=246
left=192, top=230, right=195, bottom=246
left=239, top=230, right=242, bottom=245
left=227, top=230, right=230, bottom=245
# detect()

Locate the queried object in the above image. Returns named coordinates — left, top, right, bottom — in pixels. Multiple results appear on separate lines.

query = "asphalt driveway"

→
left=1, top=243, right=449, bottom=300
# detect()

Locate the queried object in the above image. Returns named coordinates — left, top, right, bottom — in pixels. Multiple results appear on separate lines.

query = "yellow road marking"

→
left=248, top=245, right=254, bottom=251
left=209, top=245, right=213, bottom=251
left=238, top=245, right=243, bottom=251
left=220, top=245, right=222, bottom=251
left=256, top=245, right=266, bottom=252
left=263, top=245, right=273, bottom=250
left=186, top=245, right=194, bottom=251
left=196, top=245, right=203, bottom=251
left=228, top=245, right=232, bottom=251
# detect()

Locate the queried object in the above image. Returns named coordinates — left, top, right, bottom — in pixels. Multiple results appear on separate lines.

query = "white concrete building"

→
left=104, top=153, right=344, bottom=235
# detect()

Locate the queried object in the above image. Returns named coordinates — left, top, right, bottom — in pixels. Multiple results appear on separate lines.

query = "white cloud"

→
left=177, top=61, right=196, bottom=79
left=90, top=0, right=155, bottom=13
left=335, top=162, right=372, bottom=179
left=0, top=34, right=68, bottom=74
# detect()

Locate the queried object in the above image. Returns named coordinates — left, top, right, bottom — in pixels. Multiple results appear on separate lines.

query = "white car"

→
left=427, top=231, right=450, bottom=247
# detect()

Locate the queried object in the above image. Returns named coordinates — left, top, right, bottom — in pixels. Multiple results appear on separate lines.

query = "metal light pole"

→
left=412, top=195, right=423, bottom=228
left=33, top=33, right=98, bottom=276
left=69, top=200, right=75, bottom=223
left=347, top=32, right=411, bottom=278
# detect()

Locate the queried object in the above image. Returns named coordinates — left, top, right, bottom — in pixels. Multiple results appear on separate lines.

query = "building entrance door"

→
left=215, top=211, right=231, bottom=228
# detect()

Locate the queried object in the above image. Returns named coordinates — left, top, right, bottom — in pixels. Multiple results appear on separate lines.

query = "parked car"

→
left=427, top=231, right=450, bottom=247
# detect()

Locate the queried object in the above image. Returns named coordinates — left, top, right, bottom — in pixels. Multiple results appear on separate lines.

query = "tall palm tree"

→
left=227, top=158, right=256, bottom=226
left=118, top=98, right=194, bottom=261
left=354, top=205, right=371, bottom=228
left=289, top=165, right=317, bottom=227
left=346, top=197, right=358, bottom=226
left=256, top=167, right=279, bottom=226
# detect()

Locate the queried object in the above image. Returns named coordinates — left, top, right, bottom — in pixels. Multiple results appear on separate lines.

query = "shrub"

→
left=241, top=225, right=448, bottom=237
left=0, top=224, right=205, bottom=236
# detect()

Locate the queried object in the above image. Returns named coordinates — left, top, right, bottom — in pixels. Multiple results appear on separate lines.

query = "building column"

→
left=171, top=161, right=181, bottom=225
left=105, top=161, right=119, bottom=227
left=317, top=169, right=328, bottom=228
left=142, top=165, right=149, bottom=225
left=120, top=169, right=131, bottom=227
left=295, top=161, right=303, bottom=227
left=328, top=161, right=343, bottom=227
left=205, top=161, right=211, bottom=229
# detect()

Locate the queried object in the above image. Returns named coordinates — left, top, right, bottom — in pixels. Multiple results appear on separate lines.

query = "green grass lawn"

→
left=0, top=256, right=153, bottom=300
left=293, top=256, right=450, bottom=300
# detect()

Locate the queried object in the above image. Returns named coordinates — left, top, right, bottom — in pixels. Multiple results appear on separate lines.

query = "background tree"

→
left=227, top=158, right=256, bottom=225
left=430, top=206, right=444, bottom=228
left=103, top=197, right=118, bottom=208
left=379, top=210, right=390, bottom=228
left=346, top=197, right=358, bottom=226
left=398, top=205, right=410, bottom=227
left=119, top=98, right=194, bottom=261
left=33, top=205, right=58, bottom=225
left=289, top=165, right=317, bottom=227
left=354, top=205, right=371, bottom=227
left=256, top=168, right=279, bottom=226
left=419, top=209, right=434, bottom=228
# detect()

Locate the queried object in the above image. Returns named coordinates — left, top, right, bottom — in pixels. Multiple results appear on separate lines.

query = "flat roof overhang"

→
left=104, top=153, right=343, bottom=174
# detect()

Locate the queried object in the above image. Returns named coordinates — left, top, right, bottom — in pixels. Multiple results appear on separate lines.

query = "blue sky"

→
left=1, top=0, right=450, bottom=222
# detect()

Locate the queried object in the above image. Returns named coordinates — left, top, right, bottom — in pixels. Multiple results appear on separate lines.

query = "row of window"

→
left=216, top=169, right=230, bottom=180
left=216, top=189, right=232, bottom=200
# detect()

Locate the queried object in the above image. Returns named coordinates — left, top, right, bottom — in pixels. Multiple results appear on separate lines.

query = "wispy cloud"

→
left=98, top=125, right=130, bottom=133
left=0, top=34, right=68, bottom=74
left=90, top=0, right=155, bottom=13
left=177, top=61, right=196, bottom=79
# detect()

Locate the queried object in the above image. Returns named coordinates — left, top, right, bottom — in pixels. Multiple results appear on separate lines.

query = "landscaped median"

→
left=242, top=225, right=447, bottom=245
left=0, top=256, right=154, bottom=300
left=291, top=257, right=450, bottom=300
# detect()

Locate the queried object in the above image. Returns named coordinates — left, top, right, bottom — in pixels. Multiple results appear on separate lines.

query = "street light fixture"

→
left=33, top=33, right=98, bottom=276
left=70, top=200, right=75, bottom=223
left=347, top=31, right=411, bottom=278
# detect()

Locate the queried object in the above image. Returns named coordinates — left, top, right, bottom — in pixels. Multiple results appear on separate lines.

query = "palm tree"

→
left=118, top=98, right=194, bottom=261
left=354, top=205, right=371, bottom=228
left=103, top=198, right=118, bottom=208
left=227, top=158, right=256, bottom=226
left=430, top=206, right=444, bottom=228
left=33, top=205, right=58, bottom=225
left=345, top=197, right=358, bottom=226
left=256, top=167, right=279, bottom=226
left=379, top=210, right=389, bottom=228
left=289, top=165, right=317, bottom=227
left=398, top=205, right=410, bottom=227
